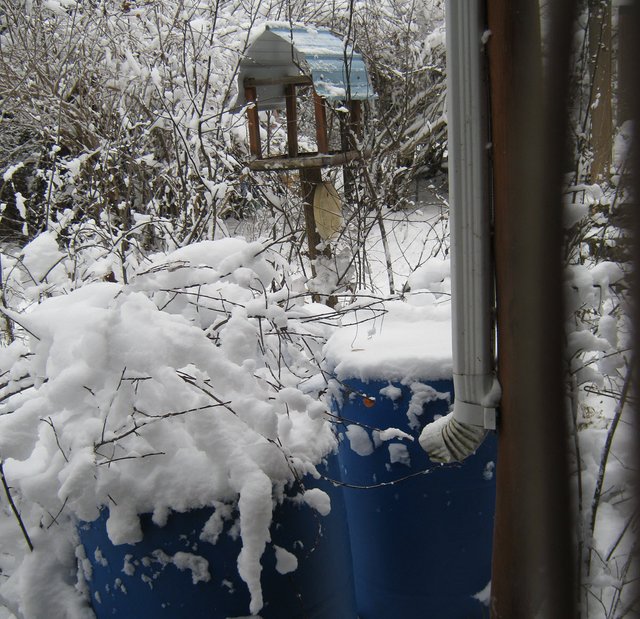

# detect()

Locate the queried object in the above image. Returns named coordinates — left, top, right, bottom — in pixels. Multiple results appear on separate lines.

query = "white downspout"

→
left=419, top=0, right=500, bottom=464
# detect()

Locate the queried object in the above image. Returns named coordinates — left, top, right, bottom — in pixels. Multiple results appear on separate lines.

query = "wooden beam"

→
left=247, top=149, right=369, bottom=172
left=285, top=84, right=298, bottom=157
left=244, top=85, right=261, bottom=158
left=244, top=75, right=313, bottom=88
left=314, top=93, right=329, bottom=154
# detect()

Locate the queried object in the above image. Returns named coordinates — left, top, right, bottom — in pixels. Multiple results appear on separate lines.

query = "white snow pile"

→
left=323, top=297, right=453, bottom=383
left=0, top=237, right=338, bottom=616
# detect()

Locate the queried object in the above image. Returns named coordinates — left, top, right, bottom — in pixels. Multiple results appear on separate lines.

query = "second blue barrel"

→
left=334, top=377, right=496, bottom=619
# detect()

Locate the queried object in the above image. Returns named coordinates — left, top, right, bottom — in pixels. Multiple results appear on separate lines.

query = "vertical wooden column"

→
left=618, top=4, right=635, bottom=125
left=349, top=100, right=363, bottom=144
left=300, top=167, right=336, bottom=307
left=314, top=93, right=329, bottom=153
left=244, top=85, right=262, bottom=158
left=339, top=100, right=362, bottom=206
left=588, top=0, right=612, bottom=181
left=285, top=84, right=299, bottom=157
left=487, top=0, right=577, bottom=617
left=300, top=168, right=323, bottom=266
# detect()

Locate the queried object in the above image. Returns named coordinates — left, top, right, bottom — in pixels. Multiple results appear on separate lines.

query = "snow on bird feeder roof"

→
left=236, top=22, right=375, bottom=111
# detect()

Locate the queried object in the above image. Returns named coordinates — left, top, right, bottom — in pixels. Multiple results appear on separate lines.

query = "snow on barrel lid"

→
left=323, top=299, right=453, bottom=383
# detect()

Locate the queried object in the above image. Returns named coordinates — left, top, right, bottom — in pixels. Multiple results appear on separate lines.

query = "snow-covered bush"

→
left=0, top=237, right=339, bottom=615
left=563, top=175, right=636, bottom=617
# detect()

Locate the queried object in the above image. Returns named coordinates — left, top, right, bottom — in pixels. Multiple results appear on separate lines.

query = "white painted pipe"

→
left=419, top=0, right=500, bottom=464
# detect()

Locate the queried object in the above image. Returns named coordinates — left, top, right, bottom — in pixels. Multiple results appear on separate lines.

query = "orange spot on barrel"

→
left=363, top=397, right=375, bottom=408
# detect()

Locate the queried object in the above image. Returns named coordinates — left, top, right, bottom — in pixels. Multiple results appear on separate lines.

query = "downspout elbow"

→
left=419, top=374, right=500, bottom=463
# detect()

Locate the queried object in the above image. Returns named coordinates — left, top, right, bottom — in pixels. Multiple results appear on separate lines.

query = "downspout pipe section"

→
left=419, top=0, right=500, bottom=464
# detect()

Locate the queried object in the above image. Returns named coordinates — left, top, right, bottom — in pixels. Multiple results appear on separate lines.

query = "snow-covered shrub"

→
left=563, top=177, right=636, bottom=617
left=0, top=237, right=338, bottom=615
left=0, top=0, right=260, bottom=244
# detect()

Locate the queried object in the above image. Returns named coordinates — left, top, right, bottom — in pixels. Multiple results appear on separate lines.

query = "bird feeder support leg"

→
left=349, top=100, right=363, bottom=144
left=300, top=168, right=323, bottom=266
left=285, top=84, right=299, bottom=157
left=245, top=85, right=262, bottom=158
left=314, top=93, right=329, bottom=154
left=299, top=167, right=337, bottom=307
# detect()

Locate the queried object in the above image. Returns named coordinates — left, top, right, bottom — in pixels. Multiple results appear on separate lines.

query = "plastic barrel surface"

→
left=77, top=457, right=356, bottom=619
left=335, top=377, right=496, bottom=619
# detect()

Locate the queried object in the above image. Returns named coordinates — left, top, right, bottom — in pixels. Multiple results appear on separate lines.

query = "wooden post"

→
left=618, top=4, right=635, bottom=125
left=588, top=0, right=612, bottom=181
left=314, top=92, right=329, bottom=154
left=300, top=168, right=323, bottom=267
left=339, top=101, right=359, bottom=206
left=285, top=84, right=299, bottom=157
left=487, top=0, right=577, bottom=617
left=349, top=99, right=363, bottom=143
left=300, top=167, right=337, bottom=307
left=244, top=85, right=262, bottom=158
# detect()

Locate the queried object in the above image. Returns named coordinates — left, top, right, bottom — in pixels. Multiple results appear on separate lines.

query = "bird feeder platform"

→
left=247, top=149, right=371, bottom=171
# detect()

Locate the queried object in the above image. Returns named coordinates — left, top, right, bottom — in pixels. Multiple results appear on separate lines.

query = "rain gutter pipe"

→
left=419, top=0, right=501, bottom=463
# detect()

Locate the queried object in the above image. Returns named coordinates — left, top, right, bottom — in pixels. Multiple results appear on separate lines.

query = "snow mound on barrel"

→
left=0, top=238, right=336, bottom=615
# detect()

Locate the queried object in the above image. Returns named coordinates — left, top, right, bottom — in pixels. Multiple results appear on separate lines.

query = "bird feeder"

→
left=236, top=23, right=375, bottom=170
left=234, top=23, right=376, bottom=305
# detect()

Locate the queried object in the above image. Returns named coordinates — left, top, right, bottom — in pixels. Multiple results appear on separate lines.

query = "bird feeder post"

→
left=244, top=85, right=262, bottom=159
left=349, top=100, right=363, bottom=143
left=314, top=93, right=329, bottom=154
left=285, top=84, right=299, bottom=157
left=300, top=167, right=323, bottom=264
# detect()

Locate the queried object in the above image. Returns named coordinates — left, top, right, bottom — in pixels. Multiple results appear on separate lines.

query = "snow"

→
left=344, top=425, right=375, bottom=457
left=323, top=299, right=452, bottom=383
left=2, top=163, right=25, bottom=183
left=387, top=443, right=411, bottom=467
left=273, top=545, right=298, bottom=575
left=472, top=580, right=491, bottom=606
left=152, top=550, right=211, bottom=585
left=301, top=488, right=331, bottom=517
left=0, top=237, right=340, bottom=616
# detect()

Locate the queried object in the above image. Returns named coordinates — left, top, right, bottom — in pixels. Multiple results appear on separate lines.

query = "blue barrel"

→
left=335, top=377, right=496, bottom=619
left=77, top=457, right=357, bottom=619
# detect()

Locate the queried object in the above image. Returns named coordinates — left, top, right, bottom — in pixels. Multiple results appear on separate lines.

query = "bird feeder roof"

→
left=236, top=22, right=375, bottom=111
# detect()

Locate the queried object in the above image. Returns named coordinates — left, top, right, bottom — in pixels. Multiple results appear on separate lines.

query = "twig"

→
left=322, top=461, right=461, bottom=490
left=0, top=459, right=33, bottom=552
left=569, top=373, right=585, bottom=596
left=0, top=306, right=40, bottom=340
left=94, top=402, right=230, bottom=448
left=41, top=417, right=69, bottom=463
left=605, top=509, right=637, bottom=562
left=45, top=496, right=68, bottom=529
left=588, top=358, right=634, bottom=571
left=96, top=451, right=165, bottom=465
